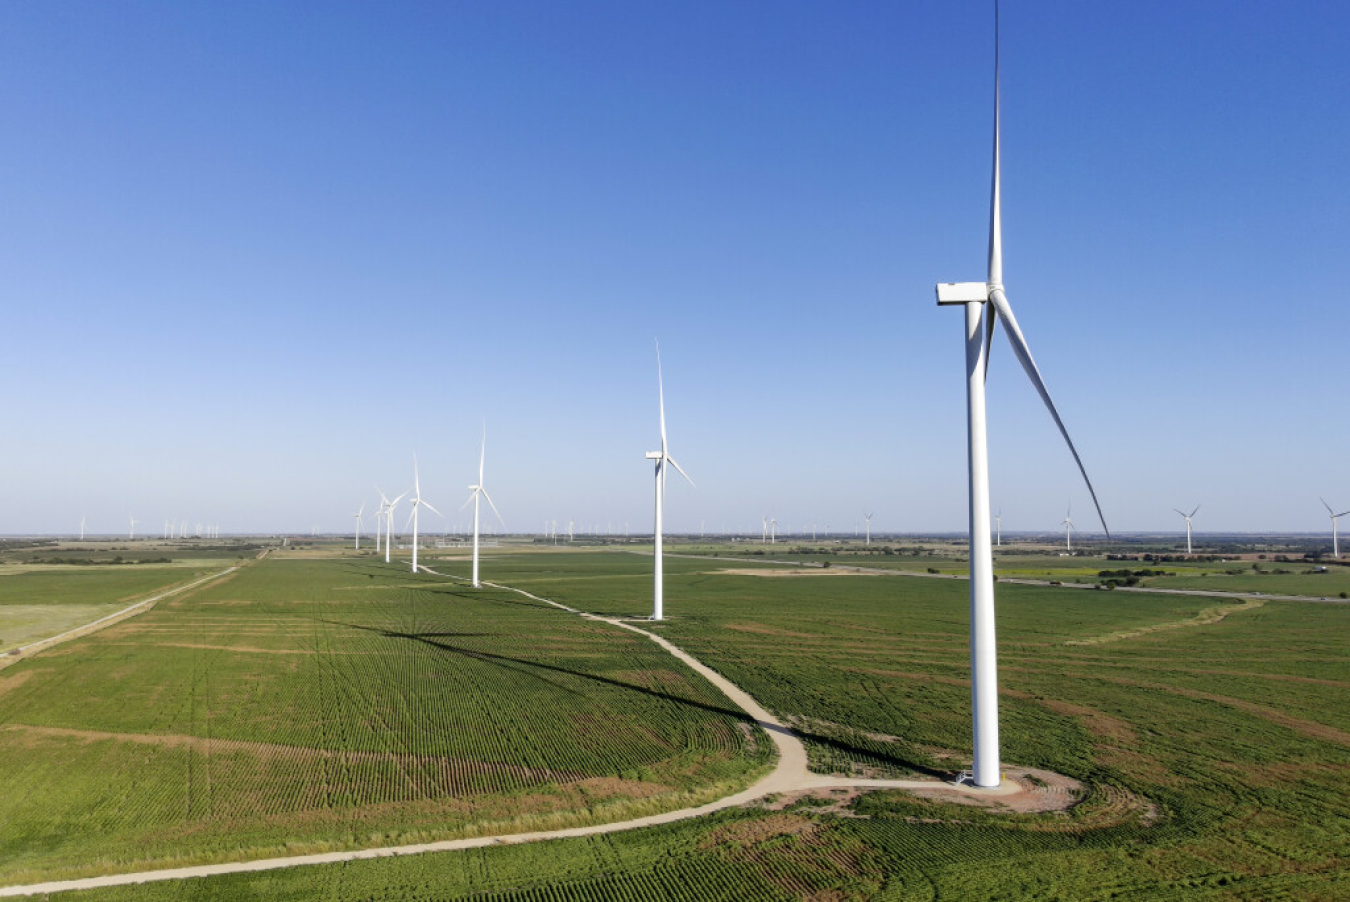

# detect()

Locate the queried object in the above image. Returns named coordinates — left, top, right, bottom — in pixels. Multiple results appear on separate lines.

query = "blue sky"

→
left=1, top=1, right=1347, bottom=536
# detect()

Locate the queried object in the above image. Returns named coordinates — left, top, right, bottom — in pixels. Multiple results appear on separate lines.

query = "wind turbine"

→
left=384, top=490, right=407, bottom=564
left=128, top=515, right=137, bottom=541
left=865, top=512, right=874, bottom=545
left=934, top=4, right=1109, bottom=789
left=79, top=515, right=85, bottom=541
left=1323, top=498, right=1350, bottom=558
left=1174, top=505, right=1200, bottom=555
left=995, top=508, right=1002, bottom=547
left=462, top=426, right=504, bottom=588
left=404, top=456, right=439, bottom=573
left=1062, top=507, right=1074, bottom=552
left=644, top=343, right=694, bottom=621
left=770, top=517, right=777, bottom=544
left=374, top=491, right=387, bottom=554
left=353, top=503, right=365, bottom=550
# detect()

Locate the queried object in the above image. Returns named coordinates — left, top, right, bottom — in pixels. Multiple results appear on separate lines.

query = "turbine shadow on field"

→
left=793, top=726, right=949, bottom=780
left=320, top=618, right=754, bottom=725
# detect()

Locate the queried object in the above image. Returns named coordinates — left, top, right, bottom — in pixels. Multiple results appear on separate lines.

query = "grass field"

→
left=3, top=545, right=1348, bottom=899
left=0, top=556, right=770, bottom=884
left=0, top=565, right=224, bottom=653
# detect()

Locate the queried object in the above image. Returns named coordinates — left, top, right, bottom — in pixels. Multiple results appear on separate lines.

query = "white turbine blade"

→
left=1322, top=497, right=1334, bottom=515
left=983, top=305, right=998, bottom=382
left=1190, top=505, right=1201, bottom=518
left=479, top=424, right=486, bottom=484
left=481, top=487, right=505, bottom=524
left=420, top=500, right=442, bottom=517
left=656, top=340, right=668, bottom=454
left=1337, top=511, right=1350, bottom=520
left=391, top=491, right=408, bottom=506
left=460, top=490, right=477, bottom=511
left=413, top=454, right=421, bottom=497
left=988, top=288, right=1109, bottom=537
left=405, top=509, right=416, bottom=530
left=987, top=5, right=1003, bottom=290
left=1173, top=509, right=1187, bottom=518
left=666, top=455, right=695, bottom=488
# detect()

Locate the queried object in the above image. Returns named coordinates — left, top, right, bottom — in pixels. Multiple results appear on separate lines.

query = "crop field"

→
left=0, top=556, right=770, bottom=884
left=0, top=565, right=222, bottom=654
left=5, top=546, right=1348, bottom=899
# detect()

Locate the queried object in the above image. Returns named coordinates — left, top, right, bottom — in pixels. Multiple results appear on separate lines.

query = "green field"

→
left=0, top=556, right=770, bottom=884
left=3, top=546, right=1348, bottom=899
left=0, top=565, right=222, bottom=653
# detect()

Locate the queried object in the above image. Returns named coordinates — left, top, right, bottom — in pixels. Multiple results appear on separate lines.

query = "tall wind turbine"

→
left=374, top=490, right=388, bottom=554
left=934, top=4, right=1109, bottom=789
left=1323, top=498, right=1350, bottom=558
left=405, top=456, right=439, bottom=573
left=79, top=515, right=85, bottom=541
left=1174, top=505, right=1200, bottom=555
left=1062, top=507, right=1074, bottom=552
left=129, top=515, right=138, bottom=541
left=644, top=343, right=694, bottom=621
left=995, top=508, right=1002, bottom=547
left=462, top=426, right=504, bottom=588
left=384, top=490, right=407, bottom=564
left=865, top=512, right=874, bottom=545
left=353, top=503, right=365, bottom=550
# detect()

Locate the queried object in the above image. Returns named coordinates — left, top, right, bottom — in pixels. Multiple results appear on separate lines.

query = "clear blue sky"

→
left=2, top=1, right=1347, bottom=536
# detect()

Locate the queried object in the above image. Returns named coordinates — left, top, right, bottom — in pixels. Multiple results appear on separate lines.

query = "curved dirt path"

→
left=0, top=567, right=1015, bottom=898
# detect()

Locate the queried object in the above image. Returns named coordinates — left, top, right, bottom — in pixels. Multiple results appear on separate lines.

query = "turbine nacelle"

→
left=936, top=282, right=990, bottom=305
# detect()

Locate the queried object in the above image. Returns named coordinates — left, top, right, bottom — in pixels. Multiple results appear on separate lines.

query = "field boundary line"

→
left=0, top=565, right=1027, bottom=898
left=1, top=567, right=238, bottom=671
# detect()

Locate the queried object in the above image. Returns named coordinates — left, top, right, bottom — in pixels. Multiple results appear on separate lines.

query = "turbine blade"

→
left=1337, top=511, right=1350, bottom=519
left=420, top=500, right=442, bottom=517
left=667, top=455, right=695, bottom=488
left=1173, top=509, right=1187, bottom=518
left=1322, top=497, right=1334, bottom=514
left=481, top=487, right=504, bottom=524
left=656, top=340, right=667, bottom=453
left=988, top=287, right=1109, bottom=537
left=987, top=4, right=1003, bottom=290
left=479, top=424, right=486, bottom=483
left=460, top=491, right=476, bottom=511
left=983, top=307, right=998, bottom=382
left=391, top=492, right=407, bottom=506
left=1190, top=505, right=1201, bottom=518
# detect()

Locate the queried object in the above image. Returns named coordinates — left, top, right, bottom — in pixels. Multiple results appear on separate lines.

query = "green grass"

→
left=5, top=547, right=1349, bottom=898
left=0, top=556, right=770, bottom=883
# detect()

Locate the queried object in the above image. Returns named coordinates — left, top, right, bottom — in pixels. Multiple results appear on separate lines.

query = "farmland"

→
left=2, top=544, right=1348, bottom=898
left=0, top=554, right=770, bottom=885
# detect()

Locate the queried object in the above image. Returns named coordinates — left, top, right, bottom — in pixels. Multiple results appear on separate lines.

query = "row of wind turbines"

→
left=355, top=430, right=504, bottom=589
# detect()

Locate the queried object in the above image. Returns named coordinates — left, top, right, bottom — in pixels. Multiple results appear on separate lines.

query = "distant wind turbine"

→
left=644, top=343, right=694, bottom=621
left=934, top=3, right=1109, bottom=789
left=1173, top=505, right=1200, bottom=555
left=1323, top=498, right=1350, bottom=558
left=462, top=426, right=504, bottom=588
left=404, top=456, right=439, bottom=573
left=384, top=490, right=407, bottom=564
left=995, top=508, right=1002, bottom=547
left=79, top=515, right=85, bottom=541
left=865, top=512, right=874, bottom=546
left=1062, top=507, right=1074, bottom=552
left=769, top=517, right=777, bottom=544
left=353, top=503, right=365, bottom=550
left=129, top=515, right=137, bottom=541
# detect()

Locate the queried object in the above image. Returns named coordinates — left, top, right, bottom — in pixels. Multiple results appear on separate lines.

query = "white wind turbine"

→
left=353, top=503, right=365, bottom=551
left=1323, top=498, right=1349, bottom=558
left=383, top=490, right=407, bottom=564
left=129, top=515, right=138, bottom=540
left=644, top=343, right=694, bottom=621
left=995, top=508, right=1002, bottom=547
left=374, top=491, right=387, bottom=554
left=865, top=512, right=874, bottom=545
left=1174, top=505, right=1200, bottom=555
left=462, top=426, right=504, bottom=588
left=934, top=5, right=1109, bottom=789
left=1061, top=506, right=1074, bottom=552
left=405, top=456, right=440, bottom=573
left=79, top=515, right=85, bottom=541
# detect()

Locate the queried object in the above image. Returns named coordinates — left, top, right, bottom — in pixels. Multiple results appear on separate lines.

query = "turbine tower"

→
left=384, top=490, right=407, bottom=564
left=353, top=503, right=365, bottom=550
left=80, top=515, right=85, bottom=541
left=462, top=425, right=504, bottom=588
left=374, top=490, right=388, bottom=554
left=129, top=515, right=137, bottom=541
left=865, top=512, right=874, bottom=545
left=934, top=4, right=1108, bottom=789
left=644, top=342, right=694, bottom=621
left=1062, top=507, right=1074, bottom=552
left=1174, top=505, right=1200, bottom=555
left=1323, top=498, right=1349, bottom=558
left=995, top=508, right=1002, bottom=547
left=405, top=456, right=439, bottom=573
